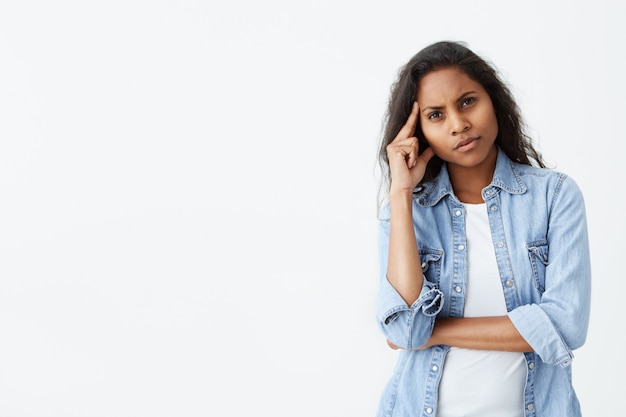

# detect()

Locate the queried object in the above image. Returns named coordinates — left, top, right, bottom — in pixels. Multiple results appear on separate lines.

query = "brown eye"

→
left=461, top=97, right=476, bottom=107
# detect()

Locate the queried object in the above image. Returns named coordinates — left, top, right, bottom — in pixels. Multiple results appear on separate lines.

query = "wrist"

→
left=389, top=188, right=415, bottom=201
left=388, top=189, right=415, bottom=214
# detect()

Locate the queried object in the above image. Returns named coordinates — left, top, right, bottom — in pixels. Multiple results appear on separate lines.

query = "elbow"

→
left=376, top=283, right=444, bottom=349
left=379, top=310, right=435, bottom=349
left=563, top=325, right=588, bottom=351
left=554, top=302, right=591, bottom=351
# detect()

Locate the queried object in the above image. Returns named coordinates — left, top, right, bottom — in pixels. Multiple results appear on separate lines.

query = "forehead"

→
left=417, top=67, right=485, bottom=103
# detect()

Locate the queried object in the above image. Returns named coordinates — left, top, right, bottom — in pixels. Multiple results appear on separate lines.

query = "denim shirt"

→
left=376, top=148, right=591, bottom=417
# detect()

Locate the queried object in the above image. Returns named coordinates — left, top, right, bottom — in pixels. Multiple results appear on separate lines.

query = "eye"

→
left=427, top=111, right=442, bottom=120
left=461, top=97, right=476, bottom=107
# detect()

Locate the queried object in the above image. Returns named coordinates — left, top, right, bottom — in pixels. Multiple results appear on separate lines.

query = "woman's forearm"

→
left=386, top=190, right=424, bottom=306
left=429, top=316, right=533, bottom=352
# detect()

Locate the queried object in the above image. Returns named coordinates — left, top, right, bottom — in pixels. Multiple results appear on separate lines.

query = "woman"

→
left=375, top=41, right=591, bottom=417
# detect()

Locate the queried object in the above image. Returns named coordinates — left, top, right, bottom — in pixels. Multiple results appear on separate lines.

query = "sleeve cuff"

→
left=376, top=276, right=444, bottom=325
left=508, top=304, right=574, bottom=368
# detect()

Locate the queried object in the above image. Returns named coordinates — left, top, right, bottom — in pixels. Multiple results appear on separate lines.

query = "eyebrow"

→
left=421, top=91, right=478, bottom=112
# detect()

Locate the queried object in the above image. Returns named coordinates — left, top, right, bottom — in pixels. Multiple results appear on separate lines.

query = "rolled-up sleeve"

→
left=376, top=275, right=444, bottom=349
left=376, top=206, right=444, bottom=349
left=508, top=175, right=591, bottom=368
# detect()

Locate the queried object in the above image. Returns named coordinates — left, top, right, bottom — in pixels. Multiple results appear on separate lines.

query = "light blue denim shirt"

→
left=376, top=148, right=591, bottom=417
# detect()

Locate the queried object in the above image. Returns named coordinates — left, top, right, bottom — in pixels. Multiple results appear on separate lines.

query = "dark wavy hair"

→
left=378, top=41, right=545, bottom=197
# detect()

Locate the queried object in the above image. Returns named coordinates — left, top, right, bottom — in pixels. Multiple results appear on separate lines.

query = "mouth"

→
left=454, top=136, right=479, bottom=151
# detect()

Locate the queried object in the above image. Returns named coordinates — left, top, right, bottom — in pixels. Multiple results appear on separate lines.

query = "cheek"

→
left=419, top=119, right=435, bottom=140
left=420, top=124, right=444, bottom=148
left=487, top=113, right=499, bottom=137
left=482, top=105, right=498, bottom=134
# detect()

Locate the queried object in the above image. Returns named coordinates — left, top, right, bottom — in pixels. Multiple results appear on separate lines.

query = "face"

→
left=417, top=67, right=498, bottom=172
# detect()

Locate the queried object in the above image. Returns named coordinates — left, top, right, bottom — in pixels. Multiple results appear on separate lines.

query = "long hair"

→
left=377, top=41, right=545, bottom=201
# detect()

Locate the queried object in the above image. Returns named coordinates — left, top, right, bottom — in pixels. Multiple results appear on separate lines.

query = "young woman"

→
left=375, top=41, right=591, bottom=417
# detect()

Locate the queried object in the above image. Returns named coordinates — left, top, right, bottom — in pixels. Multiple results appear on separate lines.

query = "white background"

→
left=0, top=1, right=623, bottom=416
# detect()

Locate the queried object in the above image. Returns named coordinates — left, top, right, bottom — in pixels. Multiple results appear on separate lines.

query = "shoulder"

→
left=514, top=162, right=563, bottom=181
left=513, top=163, right=585, bottom=204
left=512, top=162, right=560, bottom=185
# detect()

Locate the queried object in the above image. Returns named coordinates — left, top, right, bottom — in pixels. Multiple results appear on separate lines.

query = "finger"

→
left=387, top=137, right=416, bottom=162
left=406, top=142, right=419, bottom=168
left=418, top=147, right=435, bottom=165
left=406, top=146, right=435, bottom=171
left=388, top=137, right=419, bottom=149
left=389, top=145, right=419, bottom=172
left=386, top=339, right=400, bottom=350
left=401, top=137, right=419, bottom=168
left=396, top=101, right=420, bottom=140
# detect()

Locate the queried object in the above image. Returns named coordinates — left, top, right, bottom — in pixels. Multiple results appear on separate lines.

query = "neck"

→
left=448, top=146, right=497, bottom=204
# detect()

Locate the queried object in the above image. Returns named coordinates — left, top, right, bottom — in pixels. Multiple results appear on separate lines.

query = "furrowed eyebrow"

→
left=422, top=105, right=443, bottom=112
left=422, top=91, right=479, bottom=112
left=456, top=91, right=478, bottom=103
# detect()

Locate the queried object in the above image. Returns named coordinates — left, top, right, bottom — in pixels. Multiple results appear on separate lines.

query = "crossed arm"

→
left=387, top=316, right=533, bottom=352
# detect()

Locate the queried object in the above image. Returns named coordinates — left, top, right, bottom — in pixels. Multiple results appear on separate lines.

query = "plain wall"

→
left=0, top=0, right=623, bottom=415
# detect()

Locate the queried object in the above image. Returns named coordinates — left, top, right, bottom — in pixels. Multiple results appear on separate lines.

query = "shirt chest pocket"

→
left=526, top=239, right=549, bottom=293
left=419, top=248, right=444, bottom=285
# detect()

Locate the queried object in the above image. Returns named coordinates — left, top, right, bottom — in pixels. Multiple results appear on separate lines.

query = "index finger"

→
left=397, top=101, right=420, bottom=139
left=387, top=339, right=400, bottom=350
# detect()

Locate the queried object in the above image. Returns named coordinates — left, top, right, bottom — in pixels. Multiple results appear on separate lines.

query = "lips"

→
left=454, top=136, right=479, bottom=150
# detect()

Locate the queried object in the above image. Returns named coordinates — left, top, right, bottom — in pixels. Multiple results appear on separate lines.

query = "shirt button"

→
left=527, top=404, right=534, bottom=411
left=505, top=280, right=513, bottom=287
left=455, top=210, right=462, bottom=216
left=426, top=407, right=433, bottom=414
left=497, top=241, right=504, bottom=248
left=432, top=365, right=439, bottom=371
left=529, top=362, right=535, bottom=369
left=490, top=205, right=498, bottom=211
left=457, top=244, right=465, bottom=251
left=486, top=189, right=493, bottom=195
left=455, top=285, right=462, bottom=293
left=421, top=262, right=427, bottom=269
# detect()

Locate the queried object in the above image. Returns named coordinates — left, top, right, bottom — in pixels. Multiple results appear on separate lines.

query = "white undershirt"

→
left=436, top=203, right=526, bottom=417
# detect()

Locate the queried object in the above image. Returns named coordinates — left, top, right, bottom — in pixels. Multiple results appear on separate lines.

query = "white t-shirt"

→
left=436, top=203, right=527, bottom=417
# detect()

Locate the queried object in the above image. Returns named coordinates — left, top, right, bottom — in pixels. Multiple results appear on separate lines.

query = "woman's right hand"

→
left=386, top=102, right=435, bottom=193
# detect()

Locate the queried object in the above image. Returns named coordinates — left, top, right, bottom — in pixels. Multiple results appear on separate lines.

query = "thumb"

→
left=419, top=147, right=436, bottom=164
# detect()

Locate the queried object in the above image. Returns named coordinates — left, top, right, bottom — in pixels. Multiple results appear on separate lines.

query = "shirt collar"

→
left=415, top=146, right=527, bottom=207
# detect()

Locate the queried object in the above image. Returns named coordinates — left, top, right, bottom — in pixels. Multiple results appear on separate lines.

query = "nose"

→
left=449, top=111, right=470, bottom=135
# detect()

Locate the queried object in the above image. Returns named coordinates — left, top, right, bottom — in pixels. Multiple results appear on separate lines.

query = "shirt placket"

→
left=449, top=202, right=466, bottom=318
